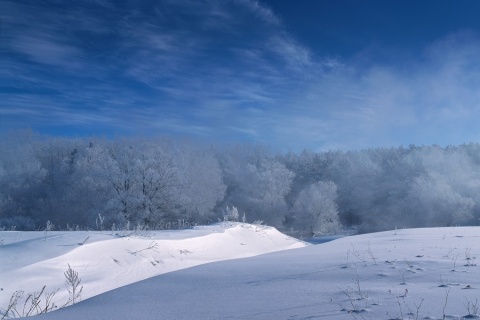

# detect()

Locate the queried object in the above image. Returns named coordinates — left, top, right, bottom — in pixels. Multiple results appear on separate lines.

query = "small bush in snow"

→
left=224, top=206, right=239, bottom=222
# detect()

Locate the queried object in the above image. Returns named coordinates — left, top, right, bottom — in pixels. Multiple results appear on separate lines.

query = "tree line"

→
left=1, top=130, right=479, bottom=235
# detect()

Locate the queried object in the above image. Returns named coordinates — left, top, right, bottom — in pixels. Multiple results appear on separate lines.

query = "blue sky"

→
left=2, top=0, right=480, bottom=151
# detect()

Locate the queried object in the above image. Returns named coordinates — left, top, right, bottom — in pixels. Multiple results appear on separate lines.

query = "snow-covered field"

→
left=2, top=224, right=480, bottom=319
left=0, top=222, right=305, bottom=318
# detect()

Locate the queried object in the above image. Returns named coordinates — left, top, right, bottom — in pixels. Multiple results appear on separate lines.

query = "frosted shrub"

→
left=44, top=221, right=53, bottom=241
left=224, top=206, right=239, bottom=222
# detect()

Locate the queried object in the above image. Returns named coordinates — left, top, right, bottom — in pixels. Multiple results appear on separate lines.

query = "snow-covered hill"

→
left=3, top=225, right=480, bottom=319
left=0, top=222, right=305, bottom=318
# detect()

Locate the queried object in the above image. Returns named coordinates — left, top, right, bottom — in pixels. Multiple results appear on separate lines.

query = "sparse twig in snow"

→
left=366, top=244, right=377, bottom=265
left=464, top=247, right=476, bottom=267
left=339, top=272, right=371, bottom=317
left=442, top=288, right=450, bottom=319
left=465, top=298, right=480, bottom=316
left=404, top=258, right=414, bottom=270
left=451, top=254, right=459, bottom=272
left=350, top=244, right=368, bottom=267
left=127, top=241, right=159, bottom=255
left=439, top=274, right=448, bottom=288
left=78, top=236, right=90, bottom=246
left=64, top=264, right=83, bottom=306
left=1, top=286, right=59, bottom=319
left=44, top=221, right=53, bottom=241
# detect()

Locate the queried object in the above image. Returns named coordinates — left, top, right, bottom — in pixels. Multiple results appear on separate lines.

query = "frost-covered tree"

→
left=219, top=145, right=294, bottom=227
left=331, top=151, right=383, bottom=228
left=82, top=139, right=179, bottom=227
left=134, top=146, right=178, bottom=225
left=79, top=138, right=225, bottom=228
left=0, top=130, right=46, bottom=229
left=406, top=172, right=474, bottom=227
left=291, top=181, right=340, bottom=236
left=33, top=137, right=90, bottom=226
left=4, top=129, right=480, bottom=234
left=173, top=141, right=226, bottom=223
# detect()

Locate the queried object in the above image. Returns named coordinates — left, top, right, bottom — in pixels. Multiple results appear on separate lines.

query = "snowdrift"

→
left=4, top=225, right=480, bottom=319
left=31, top=226, right=480, bottom=320
left=0, top=222, right=306, bottom=315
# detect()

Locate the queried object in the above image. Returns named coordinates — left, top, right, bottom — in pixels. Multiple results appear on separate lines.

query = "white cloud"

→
left=268, top=36, right=314, bottom=73
left=235, top=0, right=281, bottom=26
left=11, top=35, right=84, bottom=69
left=3, top=1, right=480, bottom=151
left=270, top=32, right=480, bottom=150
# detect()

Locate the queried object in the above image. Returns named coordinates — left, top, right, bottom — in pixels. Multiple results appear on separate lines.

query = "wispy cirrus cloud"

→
left=2, top=1, right=480, bottom=151
left=236, top=0, right=281, bottom=26
left=2, top=0, right=305, bottom=136
left=11, top=35, right=85, bottom=69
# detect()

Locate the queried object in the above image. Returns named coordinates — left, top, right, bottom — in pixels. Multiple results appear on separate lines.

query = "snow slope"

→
left=0, top=222, right=305, bottom=317
left=30, top=226, right=480, bottom=320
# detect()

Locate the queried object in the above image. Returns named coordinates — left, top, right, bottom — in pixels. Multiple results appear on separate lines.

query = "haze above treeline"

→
left=1, top=130, right=479, bottom=235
